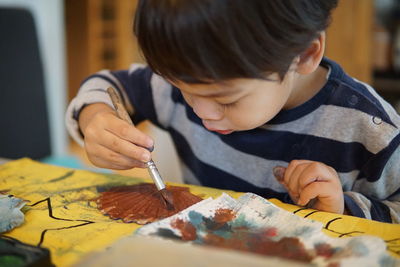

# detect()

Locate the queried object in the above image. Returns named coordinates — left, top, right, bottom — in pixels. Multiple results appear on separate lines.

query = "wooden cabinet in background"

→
left=66, top=0, right=140, bottom=100
left=66, top=0, right=374, bottom=99
left=325, top=0, right=374, bottom=84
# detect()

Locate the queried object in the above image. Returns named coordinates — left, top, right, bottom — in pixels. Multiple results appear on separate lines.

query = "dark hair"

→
left=134, top=0, right=338, bottom=83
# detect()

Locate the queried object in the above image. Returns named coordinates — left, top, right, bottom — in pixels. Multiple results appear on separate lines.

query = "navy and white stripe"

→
left=66, top=58, right=400, bottom=223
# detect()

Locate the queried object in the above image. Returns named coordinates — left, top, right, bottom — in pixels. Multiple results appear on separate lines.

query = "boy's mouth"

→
left=203, top=123, right=233, bottom=135
left=202, top=120, right=234, bottom=135
left=212, top=129, right=234, bottom=135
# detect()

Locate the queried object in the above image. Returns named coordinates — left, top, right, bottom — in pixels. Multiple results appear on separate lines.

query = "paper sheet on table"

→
left=0, top=159, right=399, bottom=266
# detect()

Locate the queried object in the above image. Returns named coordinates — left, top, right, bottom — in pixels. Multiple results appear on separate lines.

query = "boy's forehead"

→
left=173, top=79, right=245, bottom=97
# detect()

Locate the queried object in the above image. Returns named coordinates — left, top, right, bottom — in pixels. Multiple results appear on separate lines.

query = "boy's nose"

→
left=191, top=97, right=224, bottom=121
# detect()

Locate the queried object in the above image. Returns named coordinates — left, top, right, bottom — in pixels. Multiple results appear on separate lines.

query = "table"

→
left=1, top=158, right=399, bottom=266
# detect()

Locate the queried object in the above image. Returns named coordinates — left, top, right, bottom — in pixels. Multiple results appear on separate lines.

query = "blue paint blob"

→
left=379, top=255, right=397, bottom=266
left=291, top=226, right=315, bottom=237
left=263, top=207, right=278, bottom=217
left=188, top=210, right=203, bottom=227
left=230, top=213, right=254, bottom=229
left=347, top=239, right=369, bottom=256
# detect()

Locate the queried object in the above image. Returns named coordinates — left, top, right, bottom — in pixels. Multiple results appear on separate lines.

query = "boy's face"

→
left=171, top=72, right=297, bottom=134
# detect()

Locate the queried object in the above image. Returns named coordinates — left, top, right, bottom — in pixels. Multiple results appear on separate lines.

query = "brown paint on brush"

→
left=159, top=188, right=174, bottom=210
left=97, top=183, right=203, bottom=224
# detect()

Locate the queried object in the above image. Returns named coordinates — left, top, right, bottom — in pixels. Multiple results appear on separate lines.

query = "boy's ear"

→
left=296, top=32, right=326, bottom=75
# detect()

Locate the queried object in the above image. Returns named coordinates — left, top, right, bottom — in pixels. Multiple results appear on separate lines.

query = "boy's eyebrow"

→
left=200, top=89, right=238, bottom=98
left=196, top=82, right=242, bottom=98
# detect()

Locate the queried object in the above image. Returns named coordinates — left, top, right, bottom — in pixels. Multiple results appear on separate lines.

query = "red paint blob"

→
left=315, top=243, right=335, bottom=258
left=214, top=208, right=236, bottom=223
left=171, top=218, right=197, bottom=241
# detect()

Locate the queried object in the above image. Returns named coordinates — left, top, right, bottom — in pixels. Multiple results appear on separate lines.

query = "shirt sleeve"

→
left=343, top=134, right=400, bottom=223
left=65, top=64, right=152, bottom=146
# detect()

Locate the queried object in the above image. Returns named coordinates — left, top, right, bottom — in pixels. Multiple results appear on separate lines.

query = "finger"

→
left=297, top=162, right=337, bottom=192
left=298, top=182, right=344, bottom=213
left=87, top=143, right=147, bottom=169
left=283, top=160, right=314, bottom=185
left=273, top=166, right=299, bottom=203
left=101, top=130, right=152, bottom=163
left=273, top=166, right=286, bottom=183
left=297, top=181, right=333, bottom=206
left=105, top=116, right=154, bottom=150
left=286, top=163, right=311, bottom=197
left=89, top=156, right=130, bottom=170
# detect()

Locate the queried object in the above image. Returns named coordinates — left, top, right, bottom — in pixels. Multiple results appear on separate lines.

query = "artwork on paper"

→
left=1, top=159, right=399, bottom=266
left=136, top=193, right=399, bottom=266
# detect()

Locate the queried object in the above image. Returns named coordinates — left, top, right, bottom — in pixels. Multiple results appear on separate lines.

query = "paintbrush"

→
left=106, top=87, right=174, bottom=209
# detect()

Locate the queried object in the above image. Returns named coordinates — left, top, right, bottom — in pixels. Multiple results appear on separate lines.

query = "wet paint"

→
left=136, top=193, right=399, bottom=266
left=97, top=183, right=202, bottom=224
left=160, top=208, right=323, bottom=263
left=171, top=219, right=197, bottom=241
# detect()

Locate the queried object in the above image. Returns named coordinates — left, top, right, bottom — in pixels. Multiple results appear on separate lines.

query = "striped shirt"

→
left=66, top=58, right=400, bottom=223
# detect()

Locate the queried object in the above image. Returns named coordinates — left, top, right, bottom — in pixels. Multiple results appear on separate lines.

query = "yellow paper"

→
left=1, top=159, right=399, bottom=266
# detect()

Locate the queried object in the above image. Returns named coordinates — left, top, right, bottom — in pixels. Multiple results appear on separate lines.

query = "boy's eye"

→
left=219, top=100, right=238, bottom=108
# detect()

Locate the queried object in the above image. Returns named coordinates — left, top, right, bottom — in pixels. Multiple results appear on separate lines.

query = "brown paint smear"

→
left=171, top=219, right=197, bottom=241
left=97, top=183, right=203, bottom=224
left=214, top=208, right=236, bottom=223
left=169, top=208, right=321, bottom=263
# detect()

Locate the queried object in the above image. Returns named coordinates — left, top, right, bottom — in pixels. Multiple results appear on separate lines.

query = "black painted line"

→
left=325, top=217, right=342, bottom=230
left=338, top=231, right=364, bottom=238
left=49, top=171, right=75, bottom=182
left=385, top=238, right=400, bottom=243
left=28, top=197, right=93, bottom=223
left=293, top=207, right=309, bottom=214
left=37, top=221, right=94, bottom=247
left=304, top=210, right=320, bottom=218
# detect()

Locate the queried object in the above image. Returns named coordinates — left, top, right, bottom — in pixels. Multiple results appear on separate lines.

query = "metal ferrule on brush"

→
left=146, top=160, right=166, bottom=191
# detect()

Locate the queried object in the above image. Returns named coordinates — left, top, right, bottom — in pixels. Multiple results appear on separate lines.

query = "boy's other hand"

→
left=273, top=160, right=344, bottom=214
left=78, top=103, right=154, bottom=170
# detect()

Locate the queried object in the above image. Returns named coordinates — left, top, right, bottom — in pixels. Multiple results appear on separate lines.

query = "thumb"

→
left=273, top=166, right=286, bottom=183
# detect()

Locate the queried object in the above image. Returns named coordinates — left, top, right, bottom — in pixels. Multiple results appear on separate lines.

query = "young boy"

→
left=66, top=0, right=400, bottom=223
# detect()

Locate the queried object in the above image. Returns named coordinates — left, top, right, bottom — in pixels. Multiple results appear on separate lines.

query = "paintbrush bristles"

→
left=160, top=188, right=175, bottom=210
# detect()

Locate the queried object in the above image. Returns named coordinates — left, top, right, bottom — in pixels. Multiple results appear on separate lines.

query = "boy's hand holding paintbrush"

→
left=78, top=100, right=153, bottom=170
left=78, top=87, right=173, bottom=207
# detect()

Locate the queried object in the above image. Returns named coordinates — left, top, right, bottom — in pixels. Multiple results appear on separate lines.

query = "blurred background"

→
left=1, top=0, right=400, bottom=183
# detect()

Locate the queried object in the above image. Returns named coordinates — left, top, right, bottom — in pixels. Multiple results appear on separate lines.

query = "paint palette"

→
left=136, top=193, right=399, bottom=266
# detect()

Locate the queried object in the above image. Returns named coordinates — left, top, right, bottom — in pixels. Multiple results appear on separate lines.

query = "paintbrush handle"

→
left=107, top=87, right=134, bottom=125
left=146, top=160, right=166, bottom=191
left=106, top=87, right=167, bottom=191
